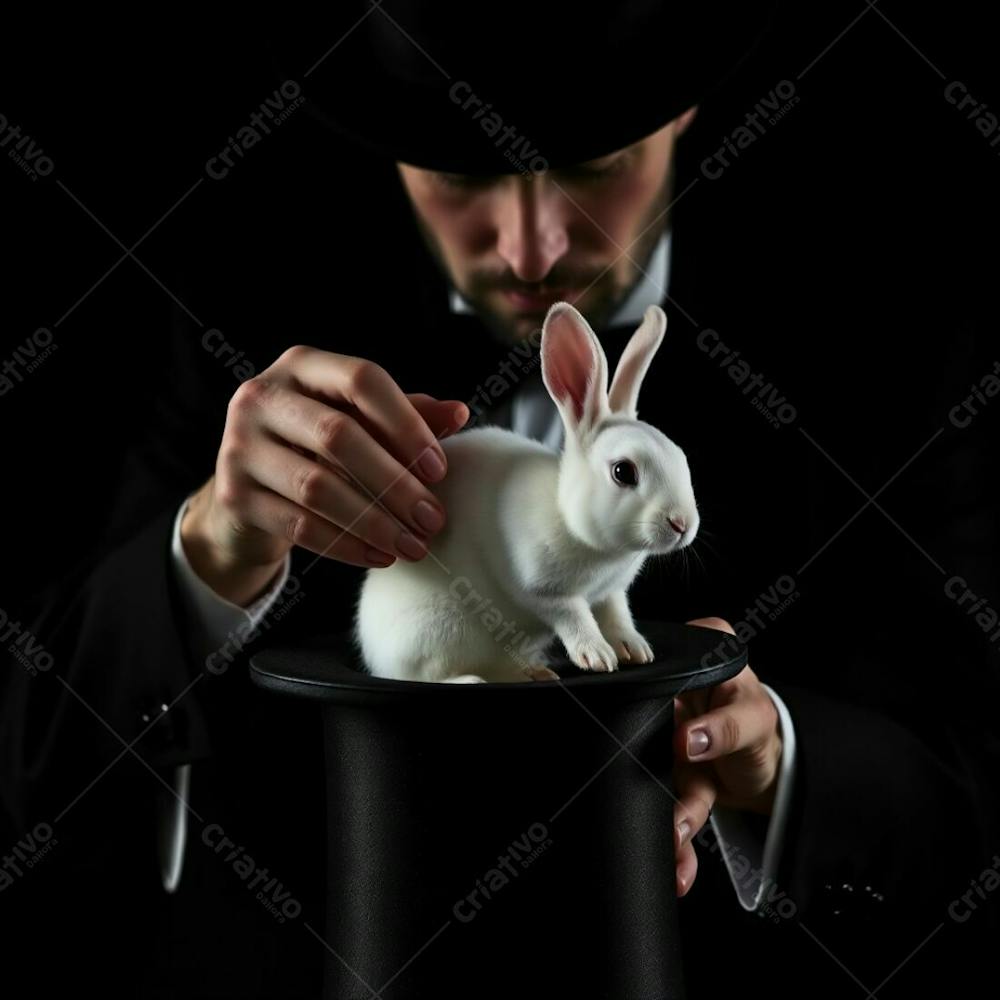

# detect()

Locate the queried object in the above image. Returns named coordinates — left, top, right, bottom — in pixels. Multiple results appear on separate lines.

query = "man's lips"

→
left=502, top=287, right=579, bottom=311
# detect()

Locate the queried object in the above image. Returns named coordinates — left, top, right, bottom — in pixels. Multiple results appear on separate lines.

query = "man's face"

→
left=396, top=108, right=697, bottom=344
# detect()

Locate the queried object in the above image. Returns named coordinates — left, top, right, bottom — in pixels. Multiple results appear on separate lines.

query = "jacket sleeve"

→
left=764, top=676, right=1000, bottom=968
left=152, top=492, right=295, bottom=893
left=0, top=494, right=216, bottom=837
left=0, top=298, right=234, bottom=839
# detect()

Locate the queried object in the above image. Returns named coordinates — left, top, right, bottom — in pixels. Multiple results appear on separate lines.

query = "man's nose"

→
left=495, top=179, right=570, bottom=284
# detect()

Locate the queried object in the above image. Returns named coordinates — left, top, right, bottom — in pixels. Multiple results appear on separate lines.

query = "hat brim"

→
left=264, top=3, right=779, bottom=174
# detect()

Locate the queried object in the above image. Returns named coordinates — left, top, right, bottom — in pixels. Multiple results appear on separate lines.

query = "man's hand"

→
left=672, top=617, right=784, bottom=897
left=181, top=345, right=470, bottom=605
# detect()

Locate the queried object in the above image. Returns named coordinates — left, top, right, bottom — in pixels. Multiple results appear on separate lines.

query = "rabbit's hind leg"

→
left=435, top=660, right=558, bottom=683
left=429, top=656, right=540, bottom=684
left=522, top=664, right=560, bottom=682
left=419, top=655, right=486, bottom=684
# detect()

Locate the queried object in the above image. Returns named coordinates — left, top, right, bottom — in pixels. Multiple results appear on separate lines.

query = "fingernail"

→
left=676, top=819, right=691, bottom=847
left=396, top=531, right=427, bottom=560
left=688, top=728, right=711, bottom=758
left=364, top=547, right=394, bottom=567
left=413, top=499, right=444, bottom=534
left=418, top=448, right=446, bottom=482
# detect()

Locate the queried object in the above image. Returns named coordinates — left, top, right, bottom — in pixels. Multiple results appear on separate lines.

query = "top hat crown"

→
left=264, top=0, right=780, bottom=174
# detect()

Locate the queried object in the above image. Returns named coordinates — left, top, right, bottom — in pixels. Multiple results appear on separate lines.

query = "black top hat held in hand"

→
left=251, top=621, right=747, bottom=999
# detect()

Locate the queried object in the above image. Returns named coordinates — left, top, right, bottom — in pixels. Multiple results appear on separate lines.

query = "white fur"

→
left=352, top=301, right=699, bottom=683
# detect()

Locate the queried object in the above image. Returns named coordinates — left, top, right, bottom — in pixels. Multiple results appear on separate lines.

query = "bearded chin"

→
left=408, top=191, right=667, bottom=345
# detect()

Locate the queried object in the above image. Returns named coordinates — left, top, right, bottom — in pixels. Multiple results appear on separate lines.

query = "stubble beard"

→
left=406, top=161, right=675, bottom=346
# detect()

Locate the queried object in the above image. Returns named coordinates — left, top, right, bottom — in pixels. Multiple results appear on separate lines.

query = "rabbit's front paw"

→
left=610, top=631, right=655, bottom=664
left=566, top=635, right=619, bottom=673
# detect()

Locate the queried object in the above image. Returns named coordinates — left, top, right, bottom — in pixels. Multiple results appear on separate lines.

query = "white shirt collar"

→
left=448, top=228, right=672, bottom=326
left=447, top=229, right=672, bottom=450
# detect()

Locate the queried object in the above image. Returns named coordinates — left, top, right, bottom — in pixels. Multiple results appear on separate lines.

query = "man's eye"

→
left=436, top=173, right=497, bottom=190
left=559, top=156, right=628, bottom=182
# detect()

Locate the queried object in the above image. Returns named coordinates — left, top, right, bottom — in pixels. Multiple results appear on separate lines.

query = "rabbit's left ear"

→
left=608, top=304, right=666, bottom=419
left=541, top=302, right=611, bottom=441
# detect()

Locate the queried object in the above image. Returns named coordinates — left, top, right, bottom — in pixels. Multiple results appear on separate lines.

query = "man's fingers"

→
left=240, top=435, right=428, bottom=561
left=686, top=615, right=735, bottom=635
left=676, top=840, right=698, bottom=897
left=249, top=383, right=446, bottom=546
left=676, top=689, right=778, bottom=763
left=673, top=764, right=716, bottom=897
left=406, top=394, right=470, bottom=439
left=675, top=688, right=710, bottom=722
left=225, top=481, right=395, bottom=568
left=679, top=618, right=737, bottom=721
left=355, top=393, right=467, bottom=460
left=674, top=763, right=717, bottom=854
left=276, top=346, right=451, bottom=483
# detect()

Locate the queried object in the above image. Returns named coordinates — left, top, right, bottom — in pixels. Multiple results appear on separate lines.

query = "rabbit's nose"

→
left=668, top=516, right=687, bottom=535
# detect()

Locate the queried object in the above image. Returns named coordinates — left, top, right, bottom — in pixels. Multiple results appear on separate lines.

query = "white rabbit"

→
left=352, top=300, right=699, bottom=684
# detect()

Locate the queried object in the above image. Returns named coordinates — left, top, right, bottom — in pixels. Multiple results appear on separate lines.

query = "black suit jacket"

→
left=2, top=101, right=998, bottom=998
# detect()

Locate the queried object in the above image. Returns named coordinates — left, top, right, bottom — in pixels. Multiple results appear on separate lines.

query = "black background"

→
left=2, top=4, right=998, bottom=998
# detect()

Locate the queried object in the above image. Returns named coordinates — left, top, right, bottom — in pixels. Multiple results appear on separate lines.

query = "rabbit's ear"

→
left=541, top=302, right=610, bottom=440
left=607, top=304, right=666, bottom=419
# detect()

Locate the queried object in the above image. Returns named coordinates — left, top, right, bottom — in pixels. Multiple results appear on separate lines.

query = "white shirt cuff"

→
left=707, top=681, right=797, bottom=912
left=170, top=491, right=293, bottom=667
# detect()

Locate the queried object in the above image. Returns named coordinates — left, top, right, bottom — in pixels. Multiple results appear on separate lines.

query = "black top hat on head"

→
left=264, top=0, right=780, bottom=175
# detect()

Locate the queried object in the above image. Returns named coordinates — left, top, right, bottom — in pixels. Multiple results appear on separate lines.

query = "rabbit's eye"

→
left=611, top=460, right=639, bottom=488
